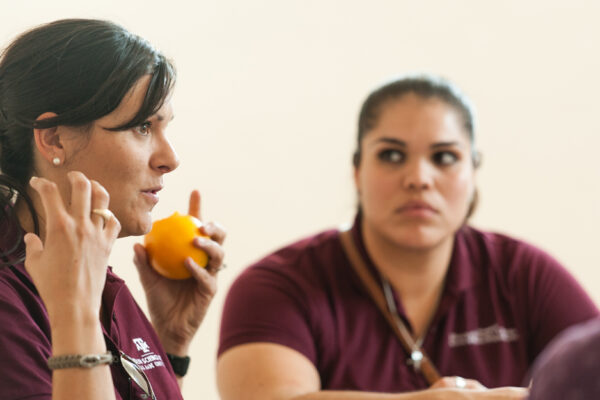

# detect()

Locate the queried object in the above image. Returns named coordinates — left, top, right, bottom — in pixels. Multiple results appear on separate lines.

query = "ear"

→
left=32, top=112, right=65, bottom=165
left=353, top=164, right=361, bottom=195
left=472, top=151, right=482, bottom=169
left=352, top=151, right=362, bottom=192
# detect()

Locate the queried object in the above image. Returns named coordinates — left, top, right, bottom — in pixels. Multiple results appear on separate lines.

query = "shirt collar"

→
left=349, top=214, right=480, bottom=295
left=445, top=225, right=480, bottom=294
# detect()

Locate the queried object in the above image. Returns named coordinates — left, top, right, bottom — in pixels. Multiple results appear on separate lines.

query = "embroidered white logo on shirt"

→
left=133, top=338, right=151, bottom=354
left=448, top=324, right=519, bottom=347
left=130, top=337, right=165, bottom=371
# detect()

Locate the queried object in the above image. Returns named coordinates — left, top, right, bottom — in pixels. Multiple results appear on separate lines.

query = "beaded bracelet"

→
left=47, top=352, right=115, bottom=370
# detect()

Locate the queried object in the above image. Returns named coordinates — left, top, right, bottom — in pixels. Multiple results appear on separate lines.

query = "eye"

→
left=432, top=151, right=459, bottom=166
left=378, top=149, right=405, bottom=164
left=134, top=121, right=152, bottom=136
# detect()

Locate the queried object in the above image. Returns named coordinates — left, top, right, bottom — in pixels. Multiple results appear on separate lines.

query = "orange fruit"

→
left=144, top=212, right=209, bottom=280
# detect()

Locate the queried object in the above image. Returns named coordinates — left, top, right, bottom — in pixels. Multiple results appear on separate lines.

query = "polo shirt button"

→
left=140, top=394, right=148, bottom=399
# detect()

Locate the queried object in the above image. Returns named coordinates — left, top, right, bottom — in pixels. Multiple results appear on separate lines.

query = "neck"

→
left=361, top=222, right=454, bottom=301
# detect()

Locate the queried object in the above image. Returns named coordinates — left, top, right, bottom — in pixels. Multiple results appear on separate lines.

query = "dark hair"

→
left=353, top=74, right=476, bottom=167
left=353, top=74, right=480, bottom=218
left=0, top=18, right=176, bottom=260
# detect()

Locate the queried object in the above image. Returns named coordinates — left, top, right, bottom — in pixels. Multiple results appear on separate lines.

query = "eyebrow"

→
left=430, top=141, right=463, bottom=149
left=99, top=113, right=175, bottom=131
left=156, top=114, right=175, bottom=122
left=370, top=137, right=464, bottom=149
left=372, top=137, right=406, bottom=147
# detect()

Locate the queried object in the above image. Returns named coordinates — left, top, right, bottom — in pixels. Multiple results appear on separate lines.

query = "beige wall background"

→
left=2, top=0, right=600, bottom=398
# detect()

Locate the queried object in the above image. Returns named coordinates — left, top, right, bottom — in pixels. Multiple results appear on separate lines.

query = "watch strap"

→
left=166, top=353, right=190, bottom=377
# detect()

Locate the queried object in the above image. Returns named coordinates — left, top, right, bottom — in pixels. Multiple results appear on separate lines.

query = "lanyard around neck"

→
left=338, top=228, right=441, bottom=386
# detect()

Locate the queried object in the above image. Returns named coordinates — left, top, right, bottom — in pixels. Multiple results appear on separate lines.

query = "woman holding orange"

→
left=0, top=19, right=225, bottom=399
left=217, top=75, right=598, bottom=399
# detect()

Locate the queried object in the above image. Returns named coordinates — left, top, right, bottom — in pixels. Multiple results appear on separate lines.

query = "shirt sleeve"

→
left=218, top=263, right=318, bottom=365
left=510, top=243, right=600, bottom=360
left=0, top=280, right=52, bottom=400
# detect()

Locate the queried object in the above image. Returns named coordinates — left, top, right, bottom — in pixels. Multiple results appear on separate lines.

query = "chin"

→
left=136, top=221, right=153, bottom=236
left=117, top=215, right=152, bottom=238
left=388, top=226, right=450, bottom=251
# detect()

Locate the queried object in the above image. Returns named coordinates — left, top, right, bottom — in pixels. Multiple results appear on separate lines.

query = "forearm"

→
left=49, top=312, right=116, bottom=400
left=291, top=388, right=526, bottom=400
left=291, top=389, right=456, bottom=400
left=217, top=345, right=527, bottom=400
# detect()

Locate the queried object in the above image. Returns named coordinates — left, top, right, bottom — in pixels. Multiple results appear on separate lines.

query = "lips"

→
left=141, top=185, right=163, bottom=206
left=396, top=200, right=438, bottom=213
left=142, top=186, right=163, bottom=195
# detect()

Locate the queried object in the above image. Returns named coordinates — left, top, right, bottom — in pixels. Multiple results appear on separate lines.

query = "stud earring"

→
left=52, top=157, right=61, bottom=166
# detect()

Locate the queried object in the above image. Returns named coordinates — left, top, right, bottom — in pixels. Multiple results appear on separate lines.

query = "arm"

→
left=24, top=173, right=120, bottom=400
left=217, top=343, right=527, bottom=400
left=133, top=190, right=226, bottom=388
left=48, top=315, right=113, bottom=399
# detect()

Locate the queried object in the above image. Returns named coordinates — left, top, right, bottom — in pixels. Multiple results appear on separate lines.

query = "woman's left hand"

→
left=431, top=376, right=487, bottom=390
left=133, top=190, right=226, bottom=355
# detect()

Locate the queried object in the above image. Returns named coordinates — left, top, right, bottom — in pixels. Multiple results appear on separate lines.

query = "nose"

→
left=152, top=135, right=180, bottom=174
left=403, top=158, right=433, bottom=190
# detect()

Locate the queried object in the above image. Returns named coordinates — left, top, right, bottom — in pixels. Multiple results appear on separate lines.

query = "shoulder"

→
left=529, top=318, right=600, bottom=399
left=254, top=228, right=342, bottom=268
left=219, top=229, right=344, bottom=361
left=459, top=225, right=550, bottom=259
left=457, top=225, right=565, bottom=278
left=0, top=264, right=41, bottom=310
left=458, top=226, right=598, bottom=331
left=224, top=228, right=345, bottom=311
left=454, top=225, right=588, bottom=307
left=222, top=227, right=349, bottom=325
left=235, top=228, right=343, bottom=287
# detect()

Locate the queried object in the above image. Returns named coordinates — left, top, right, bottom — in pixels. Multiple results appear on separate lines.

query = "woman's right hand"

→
left=481, top=387, right=528, bottom=399
left=24, top=172, right=120, bottom=322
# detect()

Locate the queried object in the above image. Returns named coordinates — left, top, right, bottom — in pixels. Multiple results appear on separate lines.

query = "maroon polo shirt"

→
left=219, top=217, right=599, bottom=392
left=0, top=216, right=182, bottom=399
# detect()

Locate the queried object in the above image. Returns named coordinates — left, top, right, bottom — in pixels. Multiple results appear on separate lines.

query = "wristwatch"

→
left=47, top=352, right=115, bottom=370
left=166, top=353, right=191, bottom=377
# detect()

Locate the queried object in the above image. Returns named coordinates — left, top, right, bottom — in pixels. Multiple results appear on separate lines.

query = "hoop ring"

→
left=91, top=208, right=113, bottom=226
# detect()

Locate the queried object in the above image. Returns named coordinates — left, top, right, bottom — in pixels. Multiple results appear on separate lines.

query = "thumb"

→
left=23, top=233, right=43, bottom=270
left=133, top=243, right=160, bottom=282
left=188, top=190, right=202, bottom=220
left=24, top=232, right=43, bottom=254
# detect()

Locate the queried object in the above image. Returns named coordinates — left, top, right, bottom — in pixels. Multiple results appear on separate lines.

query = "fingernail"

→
left=195, top=237, right=209, bottom=245
left=185, top=257, right=196, bottom=268
left=29, top=176, right=39, bottom=186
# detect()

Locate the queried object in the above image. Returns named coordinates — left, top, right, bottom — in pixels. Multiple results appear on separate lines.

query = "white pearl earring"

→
left=52, top=157, right=61, bottom=166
